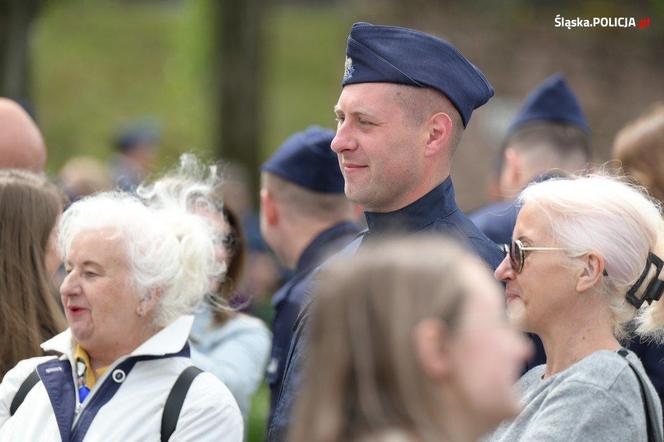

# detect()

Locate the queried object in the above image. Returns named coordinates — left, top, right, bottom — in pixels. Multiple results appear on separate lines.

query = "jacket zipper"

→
left=70, top=356, right=129, bottom=433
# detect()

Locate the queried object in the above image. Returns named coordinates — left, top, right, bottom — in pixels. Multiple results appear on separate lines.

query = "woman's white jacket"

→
left=0, top=315, right=243, bottom=441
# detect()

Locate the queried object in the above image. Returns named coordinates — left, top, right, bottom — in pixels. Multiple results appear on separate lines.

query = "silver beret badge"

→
left=343, top=56, right=354, bottom=82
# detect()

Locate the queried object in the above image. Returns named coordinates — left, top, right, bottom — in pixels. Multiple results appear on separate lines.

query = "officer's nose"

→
left=331, top=121, right=357, bottom=154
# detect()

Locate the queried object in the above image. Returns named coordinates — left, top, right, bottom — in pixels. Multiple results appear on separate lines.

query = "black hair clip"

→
left=625, top=252, right=664, bottom=308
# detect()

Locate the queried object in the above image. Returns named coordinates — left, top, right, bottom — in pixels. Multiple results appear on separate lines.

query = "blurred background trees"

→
left=0, top=0, right=42, bottom=101
left=0, top=0, right=660, bottom=209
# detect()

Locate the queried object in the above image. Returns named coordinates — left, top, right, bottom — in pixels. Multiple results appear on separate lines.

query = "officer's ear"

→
left=424, top=111, right=453, bottom=158
left=260, top=188, right=279, bottom=225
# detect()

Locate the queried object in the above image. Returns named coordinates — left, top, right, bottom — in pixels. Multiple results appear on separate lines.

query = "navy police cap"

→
left=509, top=74, right=590, bottom=133
left=341, top=22, right=494, bottom=127
left=261, top=126, right=344, bottom=193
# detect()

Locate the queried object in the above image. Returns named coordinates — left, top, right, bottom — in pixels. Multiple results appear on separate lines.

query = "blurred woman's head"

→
left=613, top=103, right=664, bottom=204
left=58, top=189, right=223, bottom=362
left=495, top=174, right=664, bottom=340
left=0, top=169, right=66, bottom=376
left=290, top=236, right=530, bottom=442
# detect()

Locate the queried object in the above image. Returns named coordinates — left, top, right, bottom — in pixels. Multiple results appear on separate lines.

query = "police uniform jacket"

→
left=266, top=177, right=504, bottom=441
left=267, top=221, right=360, bottom=417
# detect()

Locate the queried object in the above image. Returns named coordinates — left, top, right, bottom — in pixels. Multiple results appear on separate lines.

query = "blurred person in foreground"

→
left=486, top=175, right=664, bottom=441
left=290, top=236, right=531, bottom=442
left=259, top=126, right=360, bottom=417
left=0, top=98, right=46, bottom=172
left=138, top=154, right=271, bottom=425
left=470, top=74, right=591, bottom=246
left=613, top=103, right=664, bottom=204
left=0, top=170, right=66, bottom=379
left=611, top=103, right=664, bottom=406
left=267, top=22, right=503, bottom=440
left=0, top=184, right=242, bottom=439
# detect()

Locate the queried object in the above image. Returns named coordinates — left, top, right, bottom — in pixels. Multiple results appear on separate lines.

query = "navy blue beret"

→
left=509, top=74, right=590, bottom=133
left=261, top=126, right=344, bottom=193
left=341, top=22, right=494, bottom=127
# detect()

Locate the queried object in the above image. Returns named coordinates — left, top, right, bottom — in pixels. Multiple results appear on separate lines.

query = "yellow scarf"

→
left=74, top=344, right=109, bottom=393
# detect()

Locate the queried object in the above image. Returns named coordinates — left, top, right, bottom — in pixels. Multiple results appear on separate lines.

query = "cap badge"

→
left=343, top=56, right=354, bottom=82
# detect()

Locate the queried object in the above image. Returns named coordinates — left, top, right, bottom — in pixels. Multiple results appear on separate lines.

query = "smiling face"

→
left=494, top=203, right=578, bottom=334
left=60, top=228, right=152, bottom=365
left=331, top=83, right=430, bottom=212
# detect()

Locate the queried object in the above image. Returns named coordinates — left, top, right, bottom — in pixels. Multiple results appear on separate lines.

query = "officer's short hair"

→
left=500, top=122, right=591, bottom=174
left=262, top=172, right=353, bottom=222
left=391, top=84, right=464, bottom=154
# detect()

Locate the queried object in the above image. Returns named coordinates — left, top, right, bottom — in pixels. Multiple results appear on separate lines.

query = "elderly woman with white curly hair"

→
left=0, top=190, right=243, bottom=440
left=487, top=175, right=664, bottom=442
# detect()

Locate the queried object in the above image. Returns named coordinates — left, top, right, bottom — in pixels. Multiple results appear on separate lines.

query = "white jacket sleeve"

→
left=0, top=357, right=52, bottom=428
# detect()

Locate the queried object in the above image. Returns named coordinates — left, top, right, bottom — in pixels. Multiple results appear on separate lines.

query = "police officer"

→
left=470, top=74, right=591, bottom=246
left=260, top=126, right=360, bottom=420
left=267, top=22, right=503, bottom=441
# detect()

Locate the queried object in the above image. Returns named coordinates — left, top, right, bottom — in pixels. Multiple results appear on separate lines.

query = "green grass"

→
left=247, top=383, right=270, bottom=442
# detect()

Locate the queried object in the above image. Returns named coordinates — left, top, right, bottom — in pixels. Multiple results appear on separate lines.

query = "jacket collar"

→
left=364, top=177, right=458, bottom=233
left=295, top=221, right=360, bottom=274
left=41, top=315, right=195, bottom=359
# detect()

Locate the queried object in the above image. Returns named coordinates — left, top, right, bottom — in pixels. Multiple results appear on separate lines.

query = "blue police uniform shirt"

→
left=266, top=221, right=360, bottom=420
left=266, top=177, right=505, bottom=441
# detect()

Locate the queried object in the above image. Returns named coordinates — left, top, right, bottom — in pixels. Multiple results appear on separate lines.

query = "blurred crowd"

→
left=1, top=20, right=664, bottom=442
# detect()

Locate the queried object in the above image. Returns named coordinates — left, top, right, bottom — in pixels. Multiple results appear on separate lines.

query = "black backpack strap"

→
left=161, top=365, right=203, bottom=442
left=9, top=369, right=40, bottom=416
left=618, top=349, right=663, bottom=442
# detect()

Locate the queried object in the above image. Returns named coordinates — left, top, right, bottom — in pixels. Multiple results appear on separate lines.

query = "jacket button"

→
left=112, top=369, right=126, bottom=383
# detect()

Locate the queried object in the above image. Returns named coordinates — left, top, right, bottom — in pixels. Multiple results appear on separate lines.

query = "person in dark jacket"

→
left=259, top=126, right=360, bottom=419
left=267, top=22, right=504, bottom=441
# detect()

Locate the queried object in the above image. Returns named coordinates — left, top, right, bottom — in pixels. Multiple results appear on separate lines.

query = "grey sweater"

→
left=486, top=349, right=663, bottom=441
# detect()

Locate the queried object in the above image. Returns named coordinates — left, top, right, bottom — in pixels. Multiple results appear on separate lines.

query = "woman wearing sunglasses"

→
left=487, top=175, right=664, bottom=442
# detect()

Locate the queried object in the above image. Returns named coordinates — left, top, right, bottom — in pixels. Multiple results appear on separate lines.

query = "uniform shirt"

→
left=266, top=221, right=360, bottom=419
left=469, top=199, right=519, bottom=246
left=267, top=177, right=504, bottom=441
